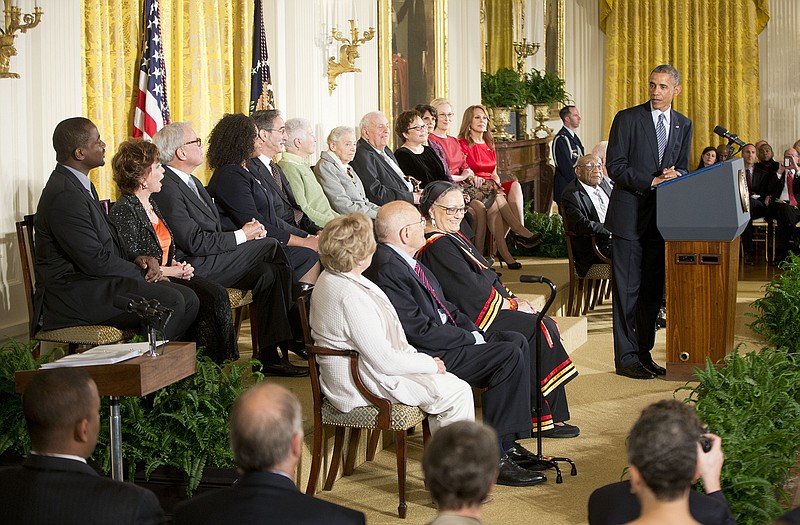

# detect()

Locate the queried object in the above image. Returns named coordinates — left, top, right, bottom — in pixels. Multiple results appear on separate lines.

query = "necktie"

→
left=270, top=161, right=304, bottom=225
left=415, top=262, right=455, bottom=325
left=788, top=171, right=797, bottom=207
left=594, top=188, right=607, bottom=220
left=656, top=113, right=667, bottom=164
left=746, top=168, right=752, bottom=194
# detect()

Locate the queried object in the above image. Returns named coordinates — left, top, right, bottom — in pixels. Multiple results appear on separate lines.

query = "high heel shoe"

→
left=508, top=231, right=542, bottom=250
left=498, top=255, right=522, bottom=270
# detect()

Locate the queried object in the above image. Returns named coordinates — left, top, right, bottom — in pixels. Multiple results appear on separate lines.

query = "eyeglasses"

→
left=438, top=112, right=454, bottom=118
left=265, top=127, right=286, bottom=134
left=434, top=203, right=466, bottom=215
left=407, top=125, right=427, bottom=132
left=183, top=138, right=202, bottom=147
left=580, top=163, right=604, bottom=171
left=401, top=216, right=426, bottom=231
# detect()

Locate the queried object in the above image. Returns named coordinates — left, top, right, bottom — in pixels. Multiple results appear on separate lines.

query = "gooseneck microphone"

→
left=713, top=126, right=746, bottom=148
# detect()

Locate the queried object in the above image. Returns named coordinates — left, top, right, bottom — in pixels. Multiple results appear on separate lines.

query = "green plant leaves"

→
left=750, top=253, right=800, bottom=352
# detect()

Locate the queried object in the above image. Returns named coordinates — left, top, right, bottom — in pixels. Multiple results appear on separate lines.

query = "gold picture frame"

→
left=543, top=0, right=565, bottom=80
left=378, top=0, right=448, bottom=144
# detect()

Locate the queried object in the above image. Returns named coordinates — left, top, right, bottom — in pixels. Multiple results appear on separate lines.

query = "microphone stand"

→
left=126, top=296, right=173, bottom=357
left=519, top=275, right=578, bottom=483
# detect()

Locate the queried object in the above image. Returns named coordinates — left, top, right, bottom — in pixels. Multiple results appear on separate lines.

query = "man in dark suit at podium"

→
left=174, top=383, right=365, bottom=525
left=605, top=65, right=693, bottom=379
left=0, top=368, right=164, bottom=524
left=561, top=154, right=612, bottom=276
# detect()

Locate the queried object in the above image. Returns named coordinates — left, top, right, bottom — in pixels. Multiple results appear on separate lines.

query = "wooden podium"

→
left=657, top=159, right=750, bottom=380
left=16, top=342, right=196, bottom=480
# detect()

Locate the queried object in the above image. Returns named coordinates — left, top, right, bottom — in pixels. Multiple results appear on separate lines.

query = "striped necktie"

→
left=415, top=262, right=455, bottom=325
left=656, top=113, right=667, bottom=164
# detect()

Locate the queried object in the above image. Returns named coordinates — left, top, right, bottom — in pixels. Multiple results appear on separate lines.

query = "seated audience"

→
left=205, top=113, right=320, bottom=285
left=458, top=104, right=541, bottom=268
left=772, top=147, right=800, bottom=263
left=33, top=117, right=198, bottom=341
left=152, top=122, right=302, bottom=377
left=365, top=200, right=547, bottom=487
left=716, top=144, right=730, bottom=162
left=417, top=182, right=579, bottom=437
left=423, top=421, right=500, bottom=525
left=592, top=140, right=613, bottom=187
left=109, top=139, right=238, bottom=362
left=248, top=110, right=323, bottom=237
left=314, top=126, right=380, bottom=219
left=174, top=383, right=365, bottom=525
left=310, top=212, right=475, bottom=433
left=416, top=103, right=450, bottom=175
left=741, top=143, right=766, bottom=265
left=588, top=400, right=734, bottom=525
left=350, top=111, right=421, bottom=205
left=394, top=109, right=449, bottom=188
left=278, top=117, right=339, bottom=227
left=756, top=141, right=780, bottom=181
left=560, top=154, right=612, bottom=276
left=697, top=146, right=718, bottom=170
left=0, top=368, right=164, bottom=524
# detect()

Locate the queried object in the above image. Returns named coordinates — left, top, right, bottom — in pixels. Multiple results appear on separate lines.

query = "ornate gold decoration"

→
left=488, top=107, right=514, bottom=141
left=327, top=19, right=375, bottom=95
left=532, top=103, right=553, bottom=138
left=1, top=0, right=43, bottom=79
left=738, top=169, right=750, bottom=213
left=512, top=0, right=539, bottom=74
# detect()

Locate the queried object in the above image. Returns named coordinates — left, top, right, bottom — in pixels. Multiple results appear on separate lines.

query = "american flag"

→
left=133, top=0, right=170, bottom=140
left=249, top=0, right=274, bottom=114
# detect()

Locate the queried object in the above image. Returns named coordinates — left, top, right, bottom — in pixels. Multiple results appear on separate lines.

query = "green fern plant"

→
left=480, top=67, right=526, bottom=109
left=750, top=253, right=800, bottom=352
left=678, top=348, right=800, bottom=525
left=510, top=209, right=567, bottom=258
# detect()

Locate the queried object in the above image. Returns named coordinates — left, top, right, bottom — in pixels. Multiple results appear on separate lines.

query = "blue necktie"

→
left=656, top=113, right=667, bottom=164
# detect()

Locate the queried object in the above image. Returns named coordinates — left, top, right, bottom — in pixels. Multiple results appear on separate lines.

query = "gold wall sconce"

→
left=1, top=0, right=43, bottom=79
left=327, top=19, right=375, bottom=95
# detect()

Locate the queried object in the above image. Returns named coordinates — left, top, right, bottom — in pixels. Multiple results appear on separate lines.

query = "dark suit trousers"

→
left=611, top=231, right=665, bottom=368
left=104, top=280, right=199, bottom=340
left=774, top=201, right=800, bottom=259
left=190, top=238, right=294, bottom=363
left=419, top=330, right=532, bottom=439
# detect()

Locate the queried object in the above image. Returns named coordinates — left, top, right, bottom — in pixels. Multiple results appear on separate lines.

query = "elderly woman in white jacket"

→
left=310, top=212, right=474, bottom=432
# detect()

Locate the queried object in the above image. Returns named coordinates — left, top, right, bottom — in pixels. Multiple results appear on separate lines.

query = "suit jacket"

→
left=32, top=164, right=146, bottom=332
left=587, top=480, right=736, bottom=525
left=314, top=150, right=380, bottom=218
left=246, top=157, right=321, bottom=234
left=350, top=137, right=414, bottom=205
left=173, top=471, right=364, bottom=525
left=151, top=167, right=239, bottom=261
left=552, top=126, right=585, bottom=204
left=207, top=163, right=303, bottom=245
left=363, top=243, right=480, bottom=354
left=109, top=193, right=175, bottom=265
left=605, top=102, right=693, bottom=240
left=0, top=455, right=163, bottom=524
left=560, top=178, right=612, bottom=276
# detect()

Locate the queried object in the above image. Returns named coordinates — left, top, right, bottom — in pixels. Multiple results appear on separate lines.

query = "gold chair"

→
left=226, top=288, right=257, bottom=358
left=297, top=295, right=430, bottom=519
left=15, top=215, right=135, bottom=356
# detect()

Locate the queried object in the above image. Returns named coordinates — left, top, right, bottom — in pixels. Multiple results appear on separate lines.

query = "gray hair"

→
left=229, top=383, right=303, bottom=472
left=651, top=64, right=681, bottom=86
left=251, top=109, right=282, bottom=132
left=327, top=126, right=355, bottom=147
left=152, top=122, right=192, bottom=164
left=285, top=118, right=313, bottom=147
left=358, top=111, right=385, bottom=137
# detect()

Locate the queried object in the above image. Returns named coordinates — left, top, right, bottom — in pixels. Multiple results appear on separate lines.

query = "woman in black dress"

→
left=393, top=109, right=449, bottom=188
left=109, top=139, right=238, bottom=363
left=416, top=181, right=579, bottom=437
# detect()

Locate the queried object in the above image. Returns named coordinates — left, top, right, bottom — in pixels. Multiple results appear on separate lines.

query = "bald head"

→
left=375, top=201, right=425, bottom=255
left=229, top=383, right=303, bottom=474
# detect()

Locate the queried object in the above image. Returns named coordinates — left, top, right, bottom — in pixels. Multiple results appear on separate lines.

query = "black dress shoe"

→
left=539, top=422, right=581, bottom=439
left=496, top=455, right=547, bottom=487
left=261, top=358, right=309, bottom=377
left=640, top=358, right=666, bottom=376
left=504, top=443, right=545, bottom=470
left=616, top=363, right=656, bottom=380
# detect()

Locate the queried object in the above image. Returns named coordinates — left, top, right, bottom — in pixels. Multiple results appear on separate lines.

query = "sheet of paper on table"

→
left=40, top=341, right=169, bottom=369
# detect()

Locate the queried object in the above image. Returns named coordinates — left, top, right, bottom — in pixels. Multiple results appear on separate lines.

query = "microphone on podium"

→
left=713, top=126, right=746, bottom=148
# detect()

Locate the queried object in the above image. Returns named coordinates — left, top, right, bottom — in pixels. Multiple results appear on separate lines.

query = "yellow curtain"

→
left=600, top=0, right=769, bottom=165
left=83, top=0, right=254, bottom=198
left=485, top=0, right=515, bottom=73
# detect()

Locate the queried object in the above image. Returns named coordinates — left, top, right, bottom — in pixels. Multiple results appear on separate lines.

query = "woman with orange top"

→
left=109, top=139, right=237, bottom=362
left=456, top=104, right=541, bottom=269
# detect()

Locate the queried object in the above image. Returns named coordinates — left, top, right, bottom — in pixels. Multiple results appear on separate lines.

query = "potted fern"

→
left=480, top=67, right=526, bottom=141
left=524, top=68, right=571, bottom=138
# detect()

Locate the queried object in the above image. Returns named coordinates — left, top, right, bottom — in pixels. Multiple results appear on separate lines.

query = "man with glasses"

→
left=350, top=111, right=422, bottom=206
left=561, top=154, right=612, bottom=277
left=364, top=200, right=548, bottom=487
left=152, top=122, right=304, bottom=377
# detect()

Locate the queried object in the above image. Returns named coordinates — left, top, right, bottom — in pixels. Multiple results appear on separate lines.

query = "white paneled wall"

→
left=0, top=0, right=82, bottom=338
left=759, top=0, right=800, bottom=151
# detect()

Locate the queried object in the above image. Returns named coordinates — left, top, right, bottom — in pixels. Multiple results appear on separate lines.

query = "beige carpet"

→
left=251, top=256, right=770, bottom=525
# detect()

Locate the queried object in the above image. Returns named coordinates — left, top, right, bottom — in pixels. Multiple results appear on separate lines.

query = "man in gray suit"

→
left=0, top=368, right=164, bottom=524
